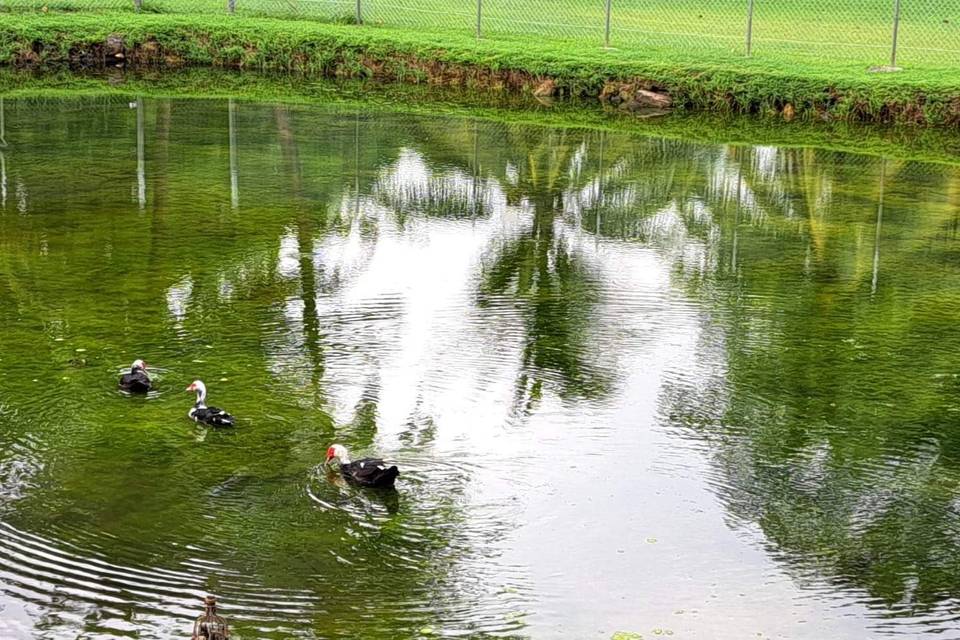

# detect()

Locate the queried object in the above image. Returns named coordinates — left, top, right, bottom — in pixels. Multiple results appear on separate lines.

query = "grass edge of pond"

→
left=1, top=13, right=960, bottom=127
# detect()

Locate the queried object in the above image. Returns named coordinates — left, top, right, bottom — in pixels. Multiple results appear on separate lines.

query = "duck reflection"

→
left=320, top=464, right=400, bottom=516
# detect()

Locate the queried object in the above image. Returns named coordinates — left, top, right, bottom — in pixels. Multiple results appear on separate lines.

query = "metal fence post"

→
left=228, top=0, right=235, bottom=14
left=355, top=0, right=362, bottom=25
left=604, top=0, right=613, bottom=47
left=476, top=0, right=482, bottom=39
left=890, top=0, right=902, bottom=68
left=745, top=0, right=755, bottom=56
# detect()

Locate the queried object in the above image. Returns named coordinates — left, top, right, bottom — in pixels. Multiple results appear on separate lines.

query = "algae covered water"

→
left=1, top=94, right=960, bottom=639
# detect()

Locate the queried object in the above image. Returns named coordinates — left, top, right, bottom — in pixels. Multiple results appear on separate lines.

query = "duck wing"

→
left=119, top=371, right=151, bottom=393
left=193, top=406, right=235, bottom=427
left=341, top=458, right=399, bottom=488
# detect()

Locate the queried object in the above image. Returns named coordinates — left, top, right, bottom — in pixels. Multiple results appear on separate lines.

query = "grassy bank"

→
left=1, top=13, right=959, bottom=125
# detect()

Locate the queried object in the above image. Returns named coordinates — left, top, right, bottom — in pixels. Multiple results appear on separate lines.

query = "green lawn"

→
left=3, top=0, right=959, bottom=70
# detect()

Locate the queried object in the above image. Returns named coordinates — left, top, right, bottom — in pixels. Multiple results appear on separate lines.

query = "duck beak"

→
left=185, top=384, right=195, bottom=392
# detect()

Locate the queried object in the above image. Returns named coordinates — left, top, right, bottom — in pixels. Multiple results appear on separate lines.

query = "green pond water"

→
left=0, top=91, right=960, bottom=640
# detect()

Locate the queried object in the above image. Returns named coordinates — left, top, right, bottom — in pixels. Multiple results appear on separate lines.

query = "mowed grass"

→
left=4, top=0, right=959, bottom=70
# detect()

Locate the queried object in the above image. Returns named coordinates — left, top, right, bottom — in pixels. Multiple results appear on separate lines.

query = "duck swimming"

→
left=119, top=359, right=151, bottom=393
left=186, top=380, right=235, bottom=427
left=325, top=444, right=399, bottom=489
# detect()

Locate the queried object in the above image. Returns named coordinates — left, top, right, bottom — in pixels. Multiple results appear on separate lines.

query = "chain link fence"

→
left=1, top=0, right=958, bottom=70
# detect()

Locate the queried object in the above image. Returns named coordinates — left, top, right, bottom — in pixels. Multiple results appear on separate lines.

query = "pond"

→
left=0, top=94, right=959, bottom=640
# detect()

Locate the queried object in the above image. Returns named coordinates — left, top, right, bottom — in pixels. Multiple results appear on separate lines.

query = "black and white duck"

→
left=119, top=359, right=151, bottom=393
left=186, top=380, right=235, bottom=427
left=325, top=444, right=399, bottom=489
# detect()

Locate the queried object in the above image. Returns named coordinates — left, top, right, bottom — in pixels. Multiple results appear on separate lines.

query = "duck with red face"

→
left=326, top=444, right=399, bottom=488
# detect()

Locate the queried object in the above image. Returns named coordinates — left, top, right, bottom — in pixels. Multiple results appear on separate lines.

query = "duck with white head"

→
left=186, top=380, right=235, bottom=427
left=119, top=359, right=151, bottom=393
